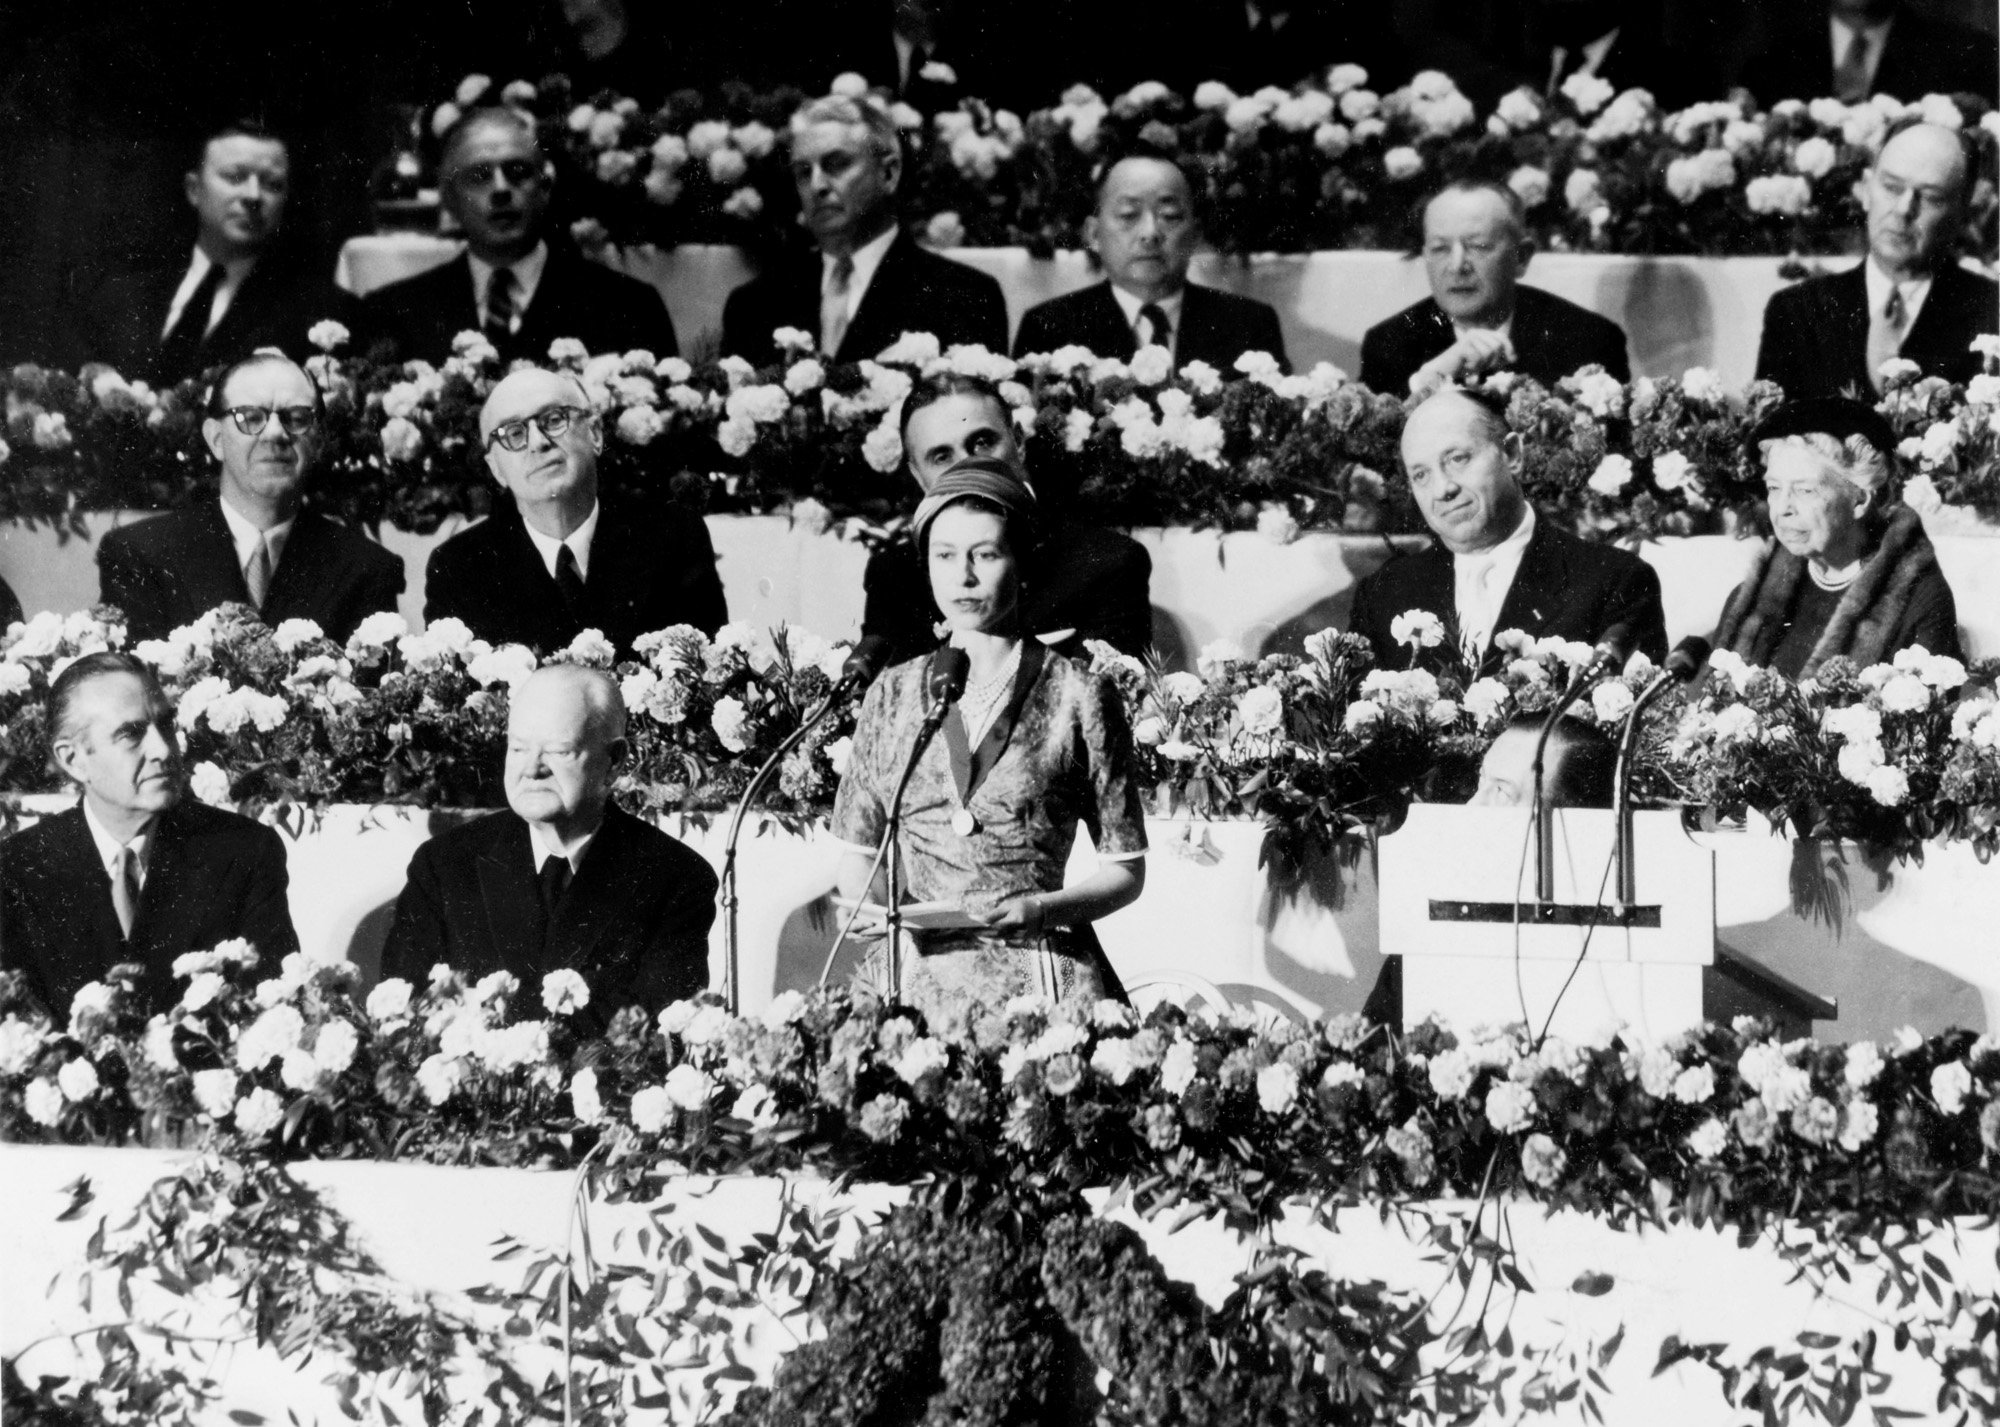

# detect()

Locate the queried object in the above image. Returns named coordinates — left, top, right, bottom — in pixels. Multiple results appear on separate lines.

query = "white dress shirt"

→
left=823, top=224, right=899, bottom=325
left=1831, top=15, right=1893, bottom=92
left=1864, top=255, right=1932, bottom=334
left=218, top=497, right=294, bottom=579
left=530, top=822, right=597, bottom=878
left=469, top=240, right=550, bottom=334
left=162, top=248, right=257, bottom=340
left=523, top=501, right=601, bottom=582
left=1107, top=282, right=1185, bottom=359
left=82, top=800, right=154, bottom=891
left=1454, top=503, right=1536, bottom=662
left=1547, top=27, right=1620, bottom=91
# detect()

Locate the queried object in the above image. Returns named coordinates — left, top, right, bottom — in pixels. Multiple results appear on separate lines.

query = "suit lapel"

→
left=1903, top=266, right=1975, bottom=371
left=263, top=513, right=328, bottom=620
left=838, top=232, right=912, bottom=362
left=545, top=808, right=633, bottom=971
left=184, top=505, right=254, bottom=613
left=476, top=817, right=550, bottom=984
left=50, top=807, right=128, bottom=966
left=1085, top=284, right=1139, bottom=361
left=1487, top=521, right=1563, bottom=666
left=128, top=805, right=190, bottom=959
left=1830, top=266, right=1873, bottom=394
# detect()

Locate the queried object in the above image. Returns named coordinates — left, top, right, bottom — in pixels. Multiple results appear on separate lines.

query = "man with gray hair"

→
left=1756, top=120, right=1997, bottom=399
left=366, top=106, right=678, bottom=364
left=720, top=92, right=1006, bottom=366
left=1712, top=396, right=1959, bottom=678
left=424, top=365, right=724, bottom=656
left=1360, top=178, right=1629, bottom=396
left=378, top=663, right=718, bottom=1025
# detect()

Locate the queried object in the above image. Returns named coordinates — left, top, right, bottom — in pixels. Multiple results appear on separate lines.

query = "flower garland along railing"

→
left=8, top=331, right=2000, bottom=539
left=406, top=68, right=2000, bottom=261
left=8, top=954, right=2000, bottom=1423
left=4, top=604, right=2000, bottom=865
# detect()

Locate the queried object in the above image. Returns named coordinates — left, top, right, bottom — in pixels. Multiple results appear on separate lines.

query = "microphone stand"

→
left=1529, top=668, right=1598, bottom=903
left=718, top=690, right=850, bottom=1013
left=1611, top=669, right=1677, bottom=907
left=880, top=697, right=954, bottom=999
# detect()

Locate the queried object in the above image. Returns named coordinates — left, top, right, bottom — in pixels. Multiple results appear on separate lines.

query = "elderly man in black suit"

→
left=721, top=93, right=1008, bottom=367
left=1738, top=0, right=1996, bottom=108
left=366, top=107, right=678, bottom=366
left=71, top=120, right=358, bottom=387
left=378, top=664, right=716, bottom=1026
left=857, top=373, right=1152, bottom=664
left=1361, top=179, right=1629, bottom=397
left=1757, top=120, right=1998, bottom=400
left=0, top=653, right=299, bottom=1023
left=425, top=365, right=725, bottom=656
left=97, top=352, right=404, bottom=644
left=1348, top=386, right=1665, bottom=678
left=1014, top=152, right=1290, bottom=373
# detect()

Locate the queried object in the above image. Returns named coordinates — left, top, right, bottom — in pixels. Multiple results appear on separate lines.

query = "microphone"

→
left=1532, top=623, right=1637, bottom=901
left=1573, top=623, right=1638, bottom=689
left=926, top=647, right=970, bottom=707
left=1664, top=635, right=1710, bottom=684
left=834, top=636, right=894, bottom=700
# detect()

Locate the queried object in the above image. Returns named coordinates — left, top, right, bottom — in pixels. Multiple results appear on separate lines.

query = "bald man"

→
left=378, top=665, right=717, bottom=1024
left=423, top=366, right=725, bottom=656
left=1757, top=120, right=1999, bottom=399
left=1348, top=386, right=1665, bottom=678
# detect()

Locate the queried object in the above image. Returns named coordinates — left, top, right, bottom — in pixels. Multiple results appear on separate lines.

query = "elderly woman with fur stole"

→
left=1712, top=398, right=1961, bottom=680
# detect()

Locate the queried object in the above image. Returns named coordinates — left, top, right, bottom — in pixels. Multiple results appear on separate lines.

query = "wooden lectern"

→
left=1380, top=805, right=1701, bottom=1041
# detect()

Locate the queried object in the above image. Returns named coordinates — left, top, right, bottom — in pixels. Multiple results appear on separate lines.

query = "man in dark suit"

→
left=720, top=93, right=1008, bottom=367
left=378, top=665, right=716, bottom=1026
left=1015, top=152, right=1290, bottom=374
left=71, top=121, right=358, bottom=387
left=1361, top=179, right=1629, bottom=396
left=859, top=375, right=1153, bottom=662
left=1737, top=0, right=1996, bottom=108
left=426, top=366, right=725, bottom=656
left=1757, top=120, right=1998, bottom=400
left=1, top=653, right=298, bottom=1023
left=1348, top=387, right=1665, bottom=678
left=366, top=106, right=678, bottom=366
left=97, top=353, right=404, bottom=644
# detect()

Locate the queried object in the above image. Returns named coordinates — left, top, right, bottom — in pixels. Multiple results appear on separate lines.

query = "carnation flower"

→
left=711, top=696, right=751, bottom=752
left=1590, top=681, right=1636, bottom=723
left=56, top=1057, right=100, bottom=1103
left=230, top=1086, right=285, bottom=1139
left=1383, top=146, right=1424, bottom=180
left=629, top=1085, right=673, bottom=1132
left=1686, top=1118, right=1728, bottom=1159
left=1390, top=609, right=1445, bottom=650
left=1672, top=1063, right=1715, bottom=1103
left=664, top=1063, right=716, bottom=1110
left=1933, top=1060, right=1973, bottom=1115
left=858, top=1092, right=910, bottom=1142
left=1485, top=1079, right=1536, bottom=1133
left=541, top=969, right=591, bottom=1015
left=1587, top=454, right=1634, bottom=496
left=1235, top=685, right=1284, bottom=736
left=1560, top=72, right=1614, bottom=115
left=1520, top=1132, right=1567, bottom=1189
left=1256, top=1061, right=1300, bottom=1114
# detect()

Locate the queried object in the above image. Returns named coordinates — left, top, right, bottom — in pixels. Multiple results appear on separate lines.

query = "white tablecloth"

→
left=337, top=237, right=1805, bottom=386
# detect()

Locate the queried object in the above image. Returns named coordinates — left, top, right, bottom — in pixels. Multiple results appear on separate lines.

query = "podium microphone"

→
left=1611, top=636, right=1709, bottom=904
left=718, top=634, right=893, bottom=1011
left=881, top=647, right=970, bottom=996
left=1530, top=624, right=1636, bottom=901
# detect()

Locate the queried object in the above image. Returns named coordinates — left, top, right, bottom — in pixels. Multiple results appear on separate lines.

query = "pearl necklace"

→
left=958, top=645, right=1022, bottom=745
left=1809, top=561, right=1860, bottom=591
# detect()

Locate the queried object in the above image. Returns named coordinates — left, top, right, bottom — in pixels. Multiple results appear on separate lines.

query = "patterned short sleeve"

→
left=828, top=674, right=895, bottom=854
left=1075, top=669, right=1149, bottom=861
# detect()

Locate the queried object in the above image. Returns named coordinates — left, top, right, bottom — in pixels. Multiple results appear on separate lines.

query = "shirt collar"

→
left=522, top=500, right=601, bottom=581
left=529, top=821, right=596, bottom=873
left=1107, top=282, right=1185, bottom=329
left=82, top=798, right=155, bottom=877
left=1451, top=312, right=1515, bottom=346
left=824, top=224, right=899, bottom=310
left=190, top=245, right=258, bottom=285
left=1865, top=255, right=1934, bottom=317
left=218, top=496, right=295, bottom=570
left=469, top=240, right=550, bottom=311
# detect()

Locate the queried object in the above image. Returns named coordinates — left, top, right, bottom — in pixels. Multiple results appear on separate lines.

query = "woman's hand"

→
left=980, top=895, right=1047, bottom=937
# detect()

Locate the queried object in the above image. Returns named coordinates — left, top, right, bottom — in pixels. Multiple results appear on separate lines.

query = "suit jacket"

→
left=1348, top=514, right=1667, bottom=679
left=0, top=575, right=19, bottom=630
left=424, top=501, right=725, bottom=657
left=720, top=230, right=1009, bottom=367
left=1738, top=9, right=1997, bottom=107
left=0, top=800, right=299, bottom=1023
left=377, top=806, right=717, bottom=1026
left=1755, top=262, right=1999, bottom=400
left=1012, top=281, right=1292, bottom=374
left=97, top=504, right=405, bottom=644
left=72, top=250, right=361, bottom=387
left=1360, top=286, right=1630, bottom=396
left=364, top=243, right=679, bottom=366
left=861, top=520, right=1154, bottom=664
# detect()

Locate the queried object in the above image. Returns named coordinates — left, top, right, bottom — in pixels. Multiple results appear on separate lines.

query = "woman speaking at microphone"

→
left=829, top=459, right=1148, bottom=1026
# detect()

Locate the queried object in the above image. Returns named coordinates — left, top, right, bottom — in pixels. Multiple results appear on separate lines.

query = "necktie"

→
left=485, top=267, right=517, bottom=343
left=1833, top=25, right=1870, bottom=104
left=554, top=542, right=587, bottom=613
left=1867, top=286, right=1907, bottom=394
left=1137, top=302, right=1173, bottom=351
left=539, top=855, right=572, bottom=916
left=821, top=255, right=854, bottom=357
left=1460, top=557, right=1497, bottom=665
left=156, top=262, right=226, bottom=382
left=244, top=535, right=273, bottom=612
left=111, top=845, right=141, bottom=940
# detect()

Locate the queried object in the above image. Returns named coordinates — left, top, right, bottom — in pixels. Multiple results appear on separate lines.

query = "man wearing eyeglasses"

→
left=365, top=107, right=678, bottom=366
left=1359, top=179, right=1628, bottom=397
left=423, top=366, right=726, bottom=656
left=97, top=352, right=405, bottom=643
